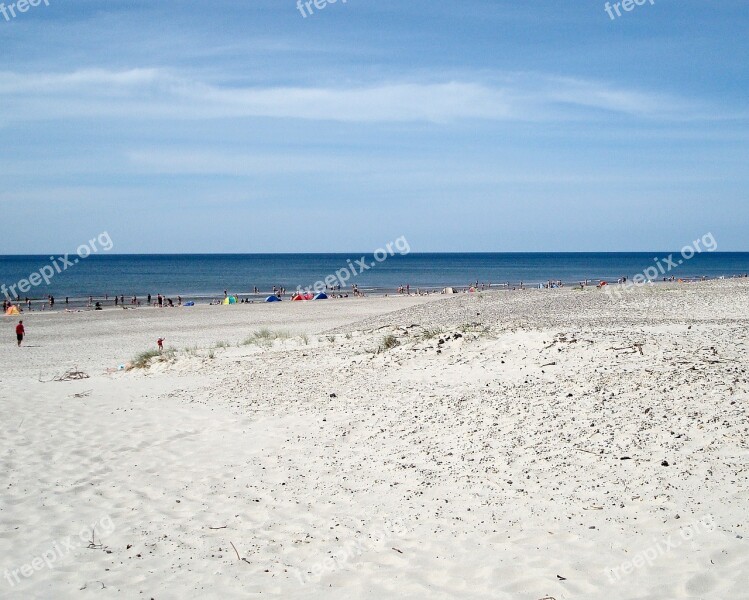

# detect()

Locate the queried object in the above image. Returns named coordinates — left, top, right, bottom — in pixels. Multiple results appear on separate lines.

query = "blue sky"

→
left=0, top=0, right=747, bottom=253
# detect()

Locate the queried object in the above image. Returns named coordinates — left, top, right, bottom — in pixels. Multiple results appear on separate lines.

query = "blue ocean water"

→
left=1, top=253, right=748, bottom=305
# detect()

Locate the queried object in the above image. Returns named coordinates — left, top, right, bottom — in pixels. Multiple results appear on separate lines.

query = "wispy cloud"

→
left=122, top=148, right=741, bottom=185
left=126, top=149, right=351, bottom=175
left=0, top=68, right=709, bottom=124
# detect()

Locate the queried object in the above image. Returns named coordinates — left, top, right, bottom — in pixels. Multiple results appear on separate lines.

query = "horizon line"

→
left=2, top=250, right=749, bottom=257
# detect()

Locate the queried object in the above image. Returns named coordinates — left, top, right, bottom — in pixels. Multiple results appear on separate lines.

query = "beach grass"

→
left=242, top=328, right=290, bottom=346
left=420, top=326, right=442, bottom=340
left=458, top=322, right=490, bottom=335
left=132, top=348, right=175, bottom=368
left=379, top=334, right=400, bottom=352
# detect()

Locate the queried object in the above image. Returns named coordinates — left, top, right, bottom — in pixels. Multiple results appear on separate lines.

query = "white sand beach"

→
left=1, top=283, right=748, bottom=599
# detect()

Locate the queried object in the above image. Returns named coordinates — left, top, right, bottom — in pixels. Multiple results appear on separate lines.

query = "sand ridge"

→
left=1, top=281, right=748, bottom=598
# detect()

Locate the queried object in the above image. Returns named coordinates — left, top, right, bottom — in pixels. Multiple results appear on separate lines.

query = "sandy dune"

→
left=1, top=283, right=748, bottom=599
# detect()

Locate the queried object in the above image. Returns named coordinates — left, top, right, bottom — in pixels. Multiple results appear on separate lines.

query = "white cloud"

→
left=0, top=68, right=705, bottom=123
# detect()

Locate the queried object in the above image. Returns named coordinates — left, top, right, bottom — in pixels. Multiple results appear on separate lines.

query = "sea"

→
left=1, top=252, right=748, bottom=307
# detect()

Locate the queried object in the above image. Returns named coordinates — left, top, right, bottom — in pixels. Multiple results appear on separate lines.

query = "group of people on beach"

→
left=113, top=294, right=183, bottom=308
left=8, top=273, right=749, bottom=321
left=2, top=296, right=62, bottom=313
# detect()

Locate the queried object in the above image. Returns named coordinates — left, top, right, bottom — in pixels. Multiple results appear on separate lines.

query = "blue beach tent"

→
left=265, top=295, right=282, bottom=303
left=313, top=292, right=328, bottom=300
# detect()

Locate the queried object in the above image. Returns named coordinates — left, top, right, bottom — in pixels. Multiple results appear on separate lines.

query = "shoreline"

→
left=5, top=273, right=748, bottom=313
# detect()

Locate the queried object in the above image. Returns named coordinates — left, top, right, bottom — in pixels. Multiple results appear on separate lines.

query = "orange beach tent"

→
left=5, top=305, right=20, bottom=316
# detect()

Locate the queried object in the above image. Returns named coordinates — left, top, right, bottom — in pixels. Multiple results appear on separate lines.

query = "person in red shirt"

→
left=157, top=337, right=165, bottom=352
left=15, top=320, right=24, bottom=347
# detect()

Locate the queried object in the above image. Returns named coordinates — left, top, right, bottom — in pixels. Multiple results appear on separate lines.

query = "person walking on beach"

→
left=157, top=337, right=165, bottom=352
left=15, top=320, right=24, bottom=347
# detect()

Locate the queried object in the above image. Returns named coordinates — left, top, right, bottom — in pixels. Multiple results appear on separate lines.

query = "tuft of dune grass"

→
left=242, top=328, right=290, bottom=346
left=132, top=348, right=174, bottom=369
left=379, top=334, right=400, bottom=352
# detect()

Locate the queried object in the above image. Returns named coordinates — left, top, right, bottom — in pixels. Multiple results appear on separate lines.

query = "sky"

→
left=0, top=0, right=747, bottom=253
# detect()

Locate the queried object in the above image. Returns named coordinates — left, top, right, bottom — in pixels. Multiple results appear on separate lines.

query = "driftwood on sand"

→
left=38, top=367, right=91, bottom=383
